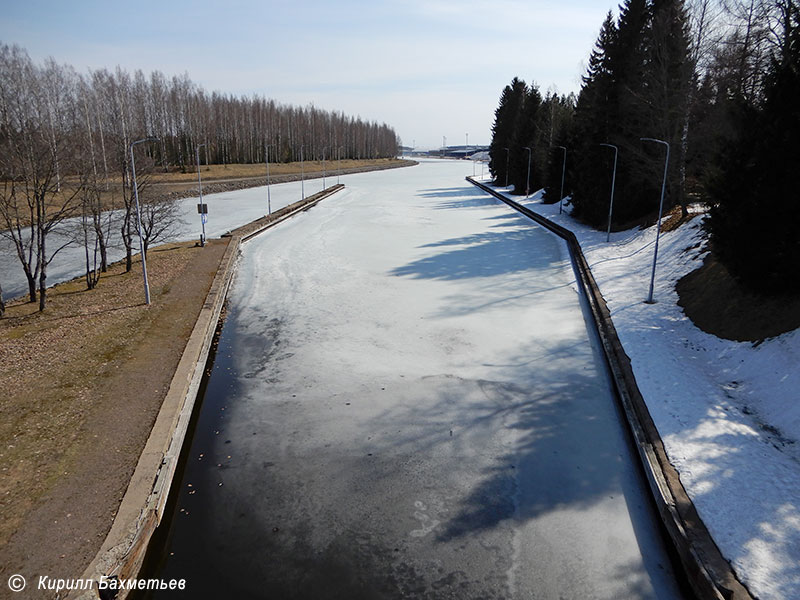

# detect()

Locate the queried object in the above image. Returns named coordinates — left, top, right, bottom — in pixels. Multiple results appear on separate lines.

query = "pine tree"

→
left=570, top=0, right=692, bottom=227
left=488, top=78, right=527, bottom=186
left=644, top=0, right=694, bottom=214
left=569, top=11, right=619, bottom=224
left=541, top=93, right=576, bottom=204
left=508, top=84, right=543, bottom=195
left=708, top=1, right=800, bottom=293
left=608, top=0, right=658, bottom=225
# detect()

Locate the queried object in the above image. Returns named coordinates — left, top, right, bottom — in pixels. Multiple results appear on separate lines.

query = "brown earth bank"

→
left=151, top=157, right=416, bottom=200
left=677, top=252, right=800, bottom=342
left=0, top=240, right=228, bottom=598
left=149, top=158, right=419, bottom=200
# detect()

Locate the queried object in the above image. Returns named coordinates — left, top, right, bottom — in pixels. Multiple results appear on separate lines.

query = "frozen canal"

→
left=146, top=161, right=685, bottom=599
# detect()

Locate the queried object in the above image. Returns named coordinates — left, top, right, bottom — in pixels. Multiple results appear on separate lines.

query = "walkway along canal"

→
left=141, top=160, right=687, bottom=599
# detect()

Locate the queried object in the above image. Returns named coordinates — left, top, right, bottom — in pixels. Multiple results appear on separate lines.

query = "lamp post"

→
left=504, top=147, right=510, bottom=188
left=640, top=137, right=670, bottom=304
left=265, top=143, right=273, bottom=215
left=195, top=142, right=207, bottom=246
left=322, top=146, right=326, bottom=190
left=524, top=146, right=532, bottom=198
left=300, top=145, right=305, bottom=200
left=130, top=137, right=158, bottom=305
left=555, top=145, right=567, bottom=214
left=264, top=144, right=272, bottom=215
left=599, top=143, right=618, bottom=241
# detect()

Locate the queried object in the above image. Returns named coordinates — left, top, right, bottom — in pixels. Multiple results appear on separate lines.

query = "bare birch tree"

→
left=0, top=44, right=81, bottom=310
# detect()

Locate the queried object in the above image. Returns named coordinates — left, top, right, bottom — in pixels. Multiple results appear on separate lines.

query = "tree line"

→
left=0, top=43, right=401, bottom=314
left=488, top=0, right=798, bottom=294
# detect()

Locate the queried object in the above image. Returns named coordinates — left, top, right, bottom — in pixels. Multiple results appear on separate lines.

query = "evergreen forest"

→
left=487, top=0, right=799, bottom=294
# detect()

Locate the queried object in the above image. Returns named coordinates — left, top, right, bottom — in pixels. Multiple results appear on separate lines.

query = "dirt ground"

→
left=677, top=251, right=800, bottom=342
left=0, top=240, right=228, bottom=597
left=639, top=205, right=800, bottom=342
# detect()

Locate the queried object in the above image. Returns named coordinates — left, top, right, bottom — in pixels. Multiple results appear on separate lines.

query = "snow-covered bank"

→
left=480, top=180, right=800, bottom=600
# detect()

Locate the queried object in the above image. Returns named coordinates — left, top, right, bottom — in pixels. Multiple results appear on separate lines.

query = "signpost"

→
left=196, top=143, right=208, bottom=246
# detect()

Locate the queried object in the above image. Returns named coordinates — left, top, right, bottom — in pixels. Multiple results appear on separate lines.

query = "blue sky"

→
left=1, top=0, right=614, bottom=149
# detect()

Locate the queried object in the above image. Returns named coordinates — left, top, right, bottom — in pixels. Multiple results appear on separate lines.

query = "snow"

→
left=480, top=179, right=800, bottom=600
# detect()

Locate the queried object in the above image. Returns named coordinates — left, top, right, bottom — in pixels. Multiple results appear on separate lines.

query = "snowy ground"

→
left=480, top=179, right=800, bottom=600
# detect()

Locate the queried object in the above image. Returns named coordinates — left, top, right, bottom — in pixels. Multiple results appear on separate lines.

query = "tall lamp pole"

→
left=555, top=145, right=567, bottom=214
left=195, top=142, right=207, bottom=246
left=524, top=146, right=532, bottom=198
left=640, top=137, right=670, bottom=304
left=599, top=143, right=618, bottom=241
left=322, top=147, right=327, bottom=190
left=504, top=147, right=510, bottom=188
left=300, top=145, right=305, bottom=200
left=130, top=137, right=158, bottom=305
left=265, top=143, right=273, bottom=215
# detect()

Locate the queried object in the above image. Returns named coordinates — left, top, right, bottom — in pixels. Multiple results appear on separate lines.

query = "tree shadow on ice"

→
left=362, top=343, right=682, bottom=598
left=657, top=410, right=800, bottom=599
left=417, top=186, right=500, bottom=209
left=389, top=224, right=564, bottom=282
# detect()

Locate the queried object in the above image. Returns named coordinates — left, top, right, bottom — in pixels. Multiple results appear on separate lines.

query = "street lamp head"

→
left=640, top=137, right=669, bottom=149
left=132, top=136, right=159, bottom=148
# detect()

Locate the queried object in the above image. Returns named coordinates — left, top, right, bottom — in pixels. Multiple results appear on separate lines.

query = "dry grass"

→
left=149, top=157, right=406, bottom=184
left=0, top=239, right=228, bottom=583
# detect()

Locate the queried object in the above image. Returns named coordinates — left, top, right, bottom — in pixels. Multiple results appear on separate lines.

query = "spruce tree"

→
left=488, top=78, right=527, bottom=186
left=570, top=11, right=619, bottom=224
left=508, top=84, right=543, bottom=195
left=608, top=0, right=657, bottom=225
left=541, top=93, right=576, bottom=204
left=708, top=2, right=800, bottom=293
left=644, top=0, right=694, bottom=214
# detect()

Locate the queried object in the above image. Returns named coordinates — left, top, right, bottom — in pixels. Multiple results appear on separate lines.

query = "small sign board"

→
left=197, top=203, right=208, bottom=214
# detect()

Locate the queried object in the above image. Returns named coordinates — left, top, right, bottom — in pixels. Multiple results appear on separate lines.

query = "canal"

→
left=143, top=161, right=685, bottom=599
